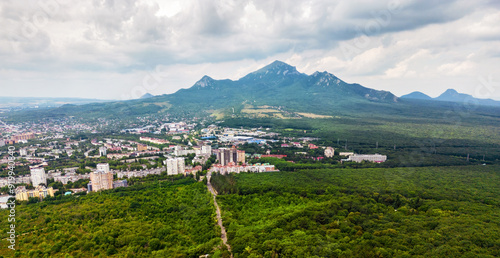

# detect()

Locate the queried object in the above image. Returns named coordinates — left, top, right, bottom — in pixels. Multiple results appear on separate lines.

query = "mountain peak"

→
left=194, top=75, right=214, bottom=88
left=400, top=91, right=432, bottom=100
left=140, top=93, right=154, bottom=99
left=443, top=89, right=458, bottom=94
left=254, top=60, right=300, bottom=76
left=239, top=60, right=303, bottom=82
left=436, top=89, right=463, bottom=101
left=310, top=71, right=343, bottom=87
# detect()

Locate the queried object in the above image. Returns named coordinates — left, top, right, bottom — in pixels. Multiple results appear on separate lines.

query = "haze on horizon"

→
left=1, top=0, right=499, bottom=101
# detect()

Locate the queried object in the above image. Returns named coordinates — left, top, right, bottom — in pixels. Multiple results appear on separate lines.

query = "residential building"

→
left=213, top=147, right=245, bottom=165
left=165, top=157, right=186, bottom=175
left=13, top=132, right=35, bottom=141
left=137, top=143, right=148, bottom=152
left=185, top=165, right=202, bottom=175
left=89, top=171, right=113, bottom=192
left=99, top=146, right=107, bottom=156
left=201, top=145, right=212, bottom=155
left=210, top=163, right=277, bottom=175
left=347, top=154, right=387, bottom=163
left=107, top=153, right=130, bottom=159
left=96, top=163, right=110, bottom=173
left=324, top=147, right=335, bottom=158
left=19, top=148, right=28, bottom=156
left=260, top=154, right=287, bottom=159
left=308, top=144, right=319, bottom=149
left=15, top=185, right=55, bottom=201
left=0, top=195, right=11, bottom=209
left=237, top=150, right=246, bottom=164
left=30, top=166, right=47, bottom=187
left=140, top=137, right=170, bottom=145
left=113, top=179, right=128, bottom=188
left=69, top=188, right=87, bottom=194
left=339, top=152, right=354, bottom=156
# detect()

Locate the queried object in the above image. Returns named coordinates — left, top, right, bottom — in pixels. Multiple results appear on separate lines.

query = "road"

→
left=206, top=171, right=232, bottom=257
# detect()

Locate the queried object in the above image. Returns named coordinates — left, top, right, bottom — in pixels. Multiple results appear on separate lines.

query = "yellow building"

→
left=137, top=143, right=148, bottom=152
left=15, top=186, right=55, bottom=201
left=237, top=150, right=246, bottom=164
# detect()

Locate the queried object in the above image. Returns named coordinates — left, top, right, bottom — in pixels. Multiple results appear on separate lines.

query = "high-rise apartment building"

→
left=166, top=157, right=185, bottom=175
left=99, top=146, right=107, bottom=156
left=30, top=166, right=47, bottom=187
left=96, top=163, right=110, bottom=173
left=214, top=147, right=245, bottom=165
left=89, top=171, right=113, bottom=192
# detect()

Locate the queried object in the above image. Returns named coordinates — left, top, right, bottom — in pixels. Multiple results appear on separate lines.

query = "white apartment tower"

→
left=30, top=167, right=47, bottom=187
left=99, top=146, right=107, bottom=157
left=201, top=145, right=212, bottom=155
left=166, top=157, right=185, bottom=175
left=96, top=163, right=110, bottom=173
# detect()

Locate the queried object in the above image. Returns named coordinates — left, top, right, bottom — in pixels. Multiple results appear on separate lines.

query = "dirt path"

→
left=207, top=171, right=232, bottom=257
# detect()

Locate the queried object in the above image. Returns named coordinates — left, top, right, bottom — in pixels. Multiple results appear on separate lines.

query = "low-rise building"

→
left=210, top=163, right=277, bottom=175
left=15, top=186, right=55, bottom=201
left=324, top=147, right=335, bottom=158
left=137, top=143, right=148, bottom=152
left=113, top=179, right=128, bottom=189
left=260, top=154, right=287, bottom=159
left=346, top=154, right=387, bottom=163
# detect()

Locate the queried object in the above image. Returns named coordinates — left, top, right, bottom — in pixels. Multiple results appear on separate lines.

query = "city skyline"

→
left=1, top=0, right=499, bottom=100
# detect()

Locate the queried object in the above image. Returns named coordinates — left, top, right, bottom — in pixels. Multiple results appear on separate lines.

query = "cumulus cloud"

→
left=0, top=0, right=499, bottom=100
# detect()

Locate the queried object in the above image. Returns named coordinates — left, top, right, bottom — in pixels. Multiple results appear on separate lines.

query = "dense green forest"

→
left=223, top=112, right=500, bottom=166
left=0, top=176, right=222, bottom=258
left=211, top=166, right=500, bottom=257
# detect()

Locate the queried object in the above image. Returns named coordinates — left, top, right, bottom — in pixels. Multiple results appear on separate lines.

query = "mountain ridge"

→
left=401, top=89, right=500, bottom=107
left=8, top=60, right=466, bottom=121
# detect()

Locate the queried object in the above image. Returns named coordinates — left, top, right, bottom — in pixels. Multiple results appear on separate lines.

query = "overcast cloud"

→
left=1, top=0, right=499, bottom=100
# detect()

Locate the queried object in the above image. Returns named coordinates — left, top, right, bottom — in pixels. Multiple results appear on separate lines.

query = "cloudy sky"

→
left=1, top=0, right=499, bottom=100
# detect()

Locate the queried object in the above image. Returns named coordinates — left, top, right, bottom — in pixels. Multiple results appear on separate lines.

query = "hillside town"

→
left=0, top=117, right=387, bottom=204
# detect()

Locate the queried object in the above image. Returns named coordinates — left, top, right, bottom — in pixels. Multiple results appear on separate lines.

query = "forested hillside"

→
left=211, top=166, right=500, bottom=257
left=0, top=176, right=222, bottom=257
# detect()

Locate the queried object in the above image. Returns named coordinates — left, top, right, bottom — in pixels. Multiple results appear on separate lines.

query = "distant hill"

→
left=0, top=96, right=112, bottom=109
left=435, top=89, right=472, bottom=102
left=400, top=91, right=432, bottom=100
left=140, top=93, right=154, bottom=99
left=401, top=89, right=500, bottom=107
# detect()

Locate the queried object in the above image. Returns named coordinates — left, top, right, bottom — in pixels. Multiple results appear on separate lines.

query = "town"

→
left=0, top=116, right=387, bottom=204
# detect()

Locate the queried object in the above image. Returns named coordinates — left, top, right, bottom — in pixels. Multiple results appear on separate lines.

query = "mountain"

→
left=400, top=91, right=432, bottom=100
left=140, top=93, right=154, bottom=99
left=4, top=60, right=400, bottom=121
left=435, top=89, right=470, bottom=102
left=183, top=60, right=398, bottom=106
left=402, top=89, right=500, bottom=107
